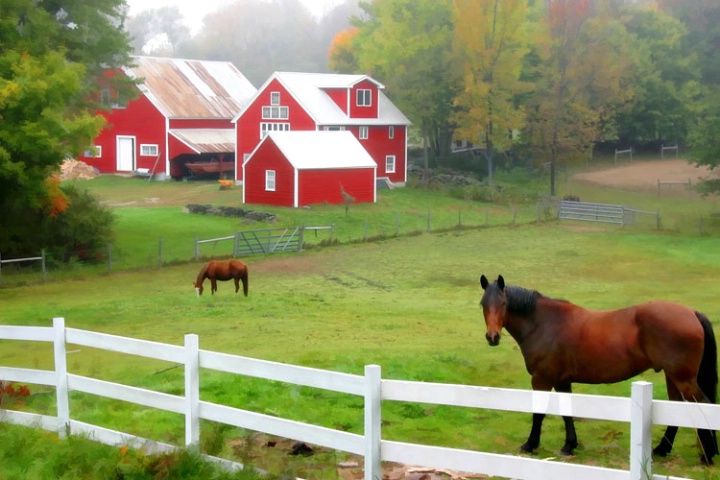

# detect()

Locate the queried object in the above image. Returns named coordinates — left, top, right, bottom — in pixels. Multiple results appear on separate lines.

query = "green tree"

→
left=524, top=0, right=633, bottom=196
left=614, top=5, right=702, bottom=146
left=451, top=0, right=533, bottom=186
left=348, top=0, right=460, bottom=168
left=0, top=0, right=134, bottom=257
left=688, top=87, right=720, bottom=194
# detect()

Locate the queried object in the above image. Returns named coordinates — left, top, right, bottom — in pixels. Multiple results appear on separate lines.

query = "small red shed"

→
left=243, top=131, right=377, bottom=208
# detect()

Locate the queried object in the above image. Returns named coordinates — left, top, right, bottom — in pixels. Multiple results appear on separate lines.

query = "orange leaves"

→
left=45, top=176, right=69, bottom=219
left=0, top=381, right=31, bottom=409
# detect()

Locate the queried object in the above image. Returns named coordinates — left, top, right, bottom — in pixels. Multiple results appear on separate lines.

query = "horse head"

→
left=193, top=281, right=204, bottom=296
left=480, top=274, right=506, bottom=346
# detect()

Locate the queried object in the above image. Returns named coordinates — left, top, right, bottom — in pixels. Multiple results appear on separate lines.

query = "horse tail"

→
left=696, top=311, right=718, bottom=461
left=242, top=267, right=249, bottom=297
left=696, top=311, right=718, bottom=404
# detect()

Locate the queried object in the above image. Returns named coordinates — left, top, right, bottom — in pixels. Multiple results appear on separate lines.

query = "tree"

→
left=347, top=0, right=461, bottom=168
left=181, top=0, right=324, bottom=86
left=524, top=0, right=633, bottom=196
left=451, top=0, right=533, bottom=186
left=126, top=6, right=191, bottom=55
left=0, top=0, right=134, bottom=257
left=613, top=5, right=702, bottom=146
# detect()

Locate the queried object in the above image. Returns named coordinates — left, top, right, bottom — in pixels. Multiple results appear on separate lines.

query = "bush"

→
left=0, top=183, right=115, bottom=263
left=46, top=184, right=116, bottom=263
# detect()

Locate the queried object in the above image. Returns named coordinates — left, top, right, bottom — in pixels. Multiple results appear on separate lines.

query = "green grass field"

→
left=2, top=161, right=720, bottom=479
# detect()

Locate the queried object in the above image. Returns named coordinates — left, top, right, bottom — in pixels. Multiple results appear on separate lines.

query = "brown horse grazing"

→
left=194, top=260, right=248, bottom=296
left=479, top=274, right=718, bottom=465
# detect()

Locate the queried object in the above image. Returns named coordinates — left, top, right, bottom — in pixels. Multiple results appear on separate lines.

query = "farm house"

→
left=82, top=56, right=257, bottom=179
left=243, top=130, right=377, bottom=208
left=234, top=71, right=411, bottom=185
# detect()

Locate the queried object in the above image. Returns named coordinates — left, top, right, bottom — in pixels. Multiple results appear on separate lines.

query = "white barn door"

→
left=116, top=136, right=135, bottom=172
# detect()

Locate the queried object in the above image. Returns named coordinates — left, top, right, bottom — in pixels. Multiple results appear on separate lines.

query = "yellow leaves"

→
left=452, top=0, right=533, bottom=150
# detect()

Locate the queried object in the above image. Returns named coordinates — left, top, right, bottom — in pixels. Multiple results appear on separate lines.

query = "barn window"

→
left=357, top=89, right=372, bottom=107
left=84, top=146, right=102, bottom=158
left=324, top=126, right=345, bottom=131
left=262, top=105, right=289, bottom=120
left=101, top=88, right=111, bottom=106
left=140, top=144, right=159, bottom=156
left=389, top=126, right=395, bottom=139
left=260, top=122, right=290, bottom=139
left=359, top=126, right=368, bottom=139
left=265, top=170, right=276, bottom=191
left=385, top=155, right=396, bottom=174
left=270, top=92, right=280, bottom=105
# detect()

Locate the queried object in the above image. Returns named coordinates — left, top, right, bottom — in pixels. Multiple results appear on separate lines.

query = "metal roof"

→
left=262, top=131, right=377, bottom=170
left=169, top=129, right=236, bottom=153
left=124, top=56, right=257, bottom=119
left=234, top=72, right=411, bottom=126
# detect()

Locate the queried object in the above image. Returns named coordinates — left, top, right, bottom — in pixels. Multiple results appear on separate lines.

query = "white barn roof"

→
left=234, top=72, right=410, bottom=126
left=263, top=131, right=377, bottom=170
left=124, top=56, right=257, bottom=119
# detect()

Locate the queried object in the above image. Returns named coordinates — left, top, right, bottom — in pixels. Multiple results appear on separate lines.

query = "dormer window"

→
left=357, top=89, right=372, bottom=107
left=270, top=92, right=280, bottom=105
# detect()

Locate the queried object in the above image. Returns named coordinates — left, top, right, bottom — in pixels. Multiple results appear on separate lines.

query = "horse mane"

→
left=505, top=286, right=544, bottom=316
left=195, top=263, right=209, bottom=285
left=506, top=285, right=571, bottom=317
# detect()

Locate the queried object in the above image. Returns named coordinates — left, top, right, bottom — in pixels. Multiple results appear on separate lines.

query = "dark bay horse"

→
left=194, top=260, right=248, bottom=296
left=479, top=274, right=718, bottom=464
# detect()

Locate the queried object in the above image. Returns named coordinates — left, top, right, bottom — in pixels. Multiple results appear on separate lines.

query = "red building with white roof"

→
left=82, top=56, right=256, bottom=179
left=233, top=72, right=411, bottom=190
left=243, top=131, right=377, bottom=207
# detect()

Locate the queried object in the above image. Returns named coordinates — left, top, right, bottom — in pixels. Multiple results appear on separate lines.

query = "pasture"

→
left=2, top=159, right=720, bottom=479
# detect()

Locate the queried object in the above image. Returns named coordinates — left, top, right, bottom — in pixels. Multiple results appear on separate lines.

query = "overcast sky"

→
left=125, top=0, right=344, bottom=34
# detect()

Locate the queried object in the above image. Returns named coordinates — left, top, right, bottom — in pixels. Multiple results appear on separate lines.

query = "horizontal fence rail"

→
left=558, top=201, right=660, bottom=229
left=2, top=319, right=716, bottom=480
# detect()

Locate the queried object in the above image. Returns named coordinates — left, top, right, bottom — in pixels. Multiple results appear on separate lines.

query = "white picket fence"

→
left=1, top=318, right=717, bottom=480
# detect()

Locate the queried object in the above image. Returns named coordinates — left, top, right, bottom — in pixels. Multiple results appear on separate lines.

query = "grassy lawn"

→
left=2, top=163, right=720, bottom=479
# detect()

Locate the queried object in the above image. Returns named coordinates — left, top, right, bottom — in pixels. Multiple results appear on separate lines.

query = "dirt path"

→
left=571, top=158, right=715, bottom=191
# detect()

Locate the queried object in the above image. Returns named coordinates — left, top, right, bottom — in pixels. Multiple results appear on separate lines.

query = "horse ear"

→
left=497, top=275, right=505, bottom=290
left=480, top=275, right=489, bottom=289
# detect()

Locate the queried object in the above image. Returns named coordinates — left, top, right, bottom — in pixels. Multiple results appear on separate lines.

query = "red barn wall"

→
left=244, top=141, right=296, bottom=207
left=84, top=95, right=166, bottom=173
left=298, top=168, right=375, bottom=206
left=324, top=88, right=348, bottom=114
left=345, top=125, right=407, bottom=183
left=236, top=78, right=316, bottom=182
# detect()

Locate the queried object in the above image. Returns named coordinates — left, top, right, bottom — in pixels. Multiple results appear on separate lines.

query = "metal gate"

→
left=234, top=227, right=302, bottom=256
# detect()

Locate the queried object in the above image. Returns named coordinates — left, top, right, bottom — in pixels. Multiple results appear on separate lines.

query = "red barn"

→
left=82, top=56, right=256, bottom=179
left=233, top=72, right=410, bottom=187
left=243, top=131, right=376, bottom=208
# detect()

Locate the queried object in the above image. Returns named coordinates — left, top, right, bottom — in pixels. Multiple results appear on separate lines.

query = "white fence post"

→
left=364, top=364, right=382, bottom=480
left=185, top=334, right=200, bottom=448
left=630, top=381, right=653, bottom=480
left=53, top=317, right=70, bottom=438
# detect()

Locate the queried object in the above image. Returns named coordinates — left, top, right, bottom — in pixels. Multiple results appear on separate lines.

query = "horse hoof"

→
left=701, top=454, right=714, bottom=466
left=520, top=443, right=536, bottom=454
left=652, top=446, right=670, bottom=458
left=559, top=449, right=575, bottom=457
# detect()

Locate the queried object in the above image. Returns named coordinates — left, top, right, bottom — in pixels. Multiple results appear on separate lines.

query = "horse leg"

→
left=670, top=378, right=718, bottom=465
left=234, top=277, right=240, bottom=294
left=555, top=382, right=578, bottom=456
left=211, top=279, right=217, bottom=295
left=653, top=376, right=680, bottom=458
left=521, top=413, right=545, bottom=453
